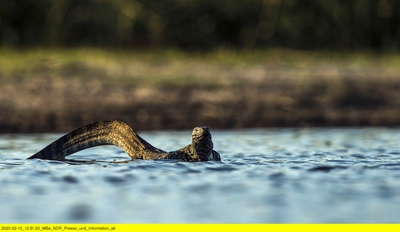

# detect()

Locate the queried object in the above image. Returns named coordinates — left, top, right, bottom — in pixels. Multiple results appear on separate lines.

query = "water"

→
left=1, top=128, right=400, bottom=223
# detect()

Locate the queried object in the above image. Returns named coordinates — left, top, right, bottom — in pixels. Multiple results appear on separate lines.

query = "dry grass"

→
left=1, top=48, right=400, bottom=132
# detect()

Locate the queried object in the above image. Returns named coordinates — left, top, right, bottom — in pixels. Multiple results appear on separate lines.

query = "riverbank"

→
left=1, top=48, right=400, bottom=133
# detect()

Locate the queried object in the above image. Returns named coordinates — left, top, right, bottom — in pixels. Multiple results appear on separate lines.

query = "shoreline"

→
left=1, top=48, right=400, bottom=133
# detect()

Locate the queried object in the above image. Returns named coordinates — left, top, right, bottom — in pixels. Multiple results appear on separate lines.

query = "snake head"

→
left=192, top=126, right=214, bottom=160
left=192, top=126, right=212, bottom=142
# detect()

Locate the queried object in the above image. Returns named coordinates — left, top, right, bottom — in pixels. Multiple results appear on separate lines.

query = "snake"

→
left=27, top=120, right=221, bottom=161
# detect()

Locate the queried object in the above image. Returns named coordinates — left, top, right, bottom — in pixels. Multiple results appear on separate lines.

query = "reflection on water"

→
left=1, top=128, right=400, bottom=223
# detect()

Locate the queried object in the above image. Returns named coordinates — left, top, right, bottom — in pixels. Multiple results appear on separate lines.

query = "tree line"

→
left=1, top=0, right=399, bottom=50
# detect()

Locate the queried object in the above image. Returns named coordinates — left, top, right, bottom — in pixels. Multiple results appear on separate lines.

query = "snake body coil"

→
left=28, top=120, right=221, bottom=162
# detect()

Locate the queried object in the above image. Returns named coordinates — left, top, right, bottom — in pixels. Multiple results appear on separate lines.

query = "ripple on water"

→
left=104, top=175, right=126, bottom=185
left=205, top=165, right=237, bottom=172
left=68, top=204, right=92, bottom=221
left=350, top=154, right=366, bottom=159
left=62, top=175, right=79, bottom=184
left=308, top=166, right=347, bottom=172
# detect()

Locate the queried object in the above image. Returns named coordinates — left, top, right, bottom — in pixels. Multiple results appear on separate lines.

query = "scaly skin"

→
left=27, top=120, right=221, bottom=162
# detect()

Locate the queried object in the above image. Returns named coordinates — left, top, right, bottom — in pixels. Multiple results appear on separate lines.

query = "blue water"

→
left=1, top=128, right=400, bottom=223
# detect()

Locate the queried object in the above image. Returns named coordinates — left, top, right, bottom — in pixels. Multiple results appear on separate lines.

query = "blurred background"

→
left=0, top=0, right=400, bottom=132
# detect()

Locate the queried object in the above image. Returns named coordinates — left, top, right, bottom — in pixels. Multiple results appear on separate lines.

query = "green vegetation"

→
left=1, top=48, right=400, bottom=132
left=1, top=0, right=399, bottom=51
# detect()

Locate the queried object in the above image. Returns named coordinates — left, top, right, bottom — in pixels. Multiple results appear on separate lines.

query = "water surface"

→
left=1, top=128, right=400, bottom=223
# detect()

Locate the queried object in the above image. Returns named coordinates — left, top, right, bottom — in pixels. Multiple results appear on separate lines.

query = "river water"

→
left=1, top=128, right=400, bottom=223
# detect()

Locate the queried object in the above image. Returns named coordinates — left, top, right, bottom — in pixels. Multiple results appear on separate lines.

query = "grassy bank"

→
left=1, top=48, right=400, bottom=132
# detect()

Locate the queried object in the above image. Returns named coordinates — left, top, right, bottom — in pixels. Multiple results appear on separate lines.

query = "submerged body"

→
left=28, top=120, right=221, bottom=162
